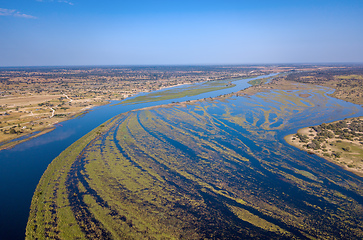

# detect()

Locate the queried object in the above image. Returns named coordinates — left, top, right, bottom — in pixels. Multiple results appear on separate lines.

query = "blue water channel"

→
left=0, top=74, right=276, bottom=240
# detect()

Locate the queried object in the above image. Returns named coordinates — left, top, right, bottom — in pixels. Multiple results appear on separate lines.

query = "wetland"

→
left=27, top=81, right=363, bottom=239
left=1, top=65, right=363, bottom=239
left=0, top=65, right=268, bottom=149
left=0, top=72, right=277, bottom=240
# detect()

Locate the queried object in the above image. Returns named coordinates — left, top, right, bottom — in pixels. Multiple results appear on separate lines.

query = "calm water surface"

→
left=0, top=74, right=274, bottom=239
left=2, top=73, right=363, bottom=239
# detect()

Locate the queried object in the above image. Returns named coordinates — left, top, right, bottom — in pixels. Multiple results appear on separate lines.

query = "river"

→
left=0, top=74, right=276, bottom=240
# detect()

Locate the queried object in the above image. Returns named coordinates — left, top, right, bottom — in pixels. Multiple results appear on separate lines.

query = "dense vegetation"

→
left=295, top=118, right=363, bottom=149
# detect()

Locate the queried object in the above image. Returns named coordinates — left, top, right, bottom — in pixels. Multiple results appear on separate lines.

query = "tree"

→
left=342, top=146, right=351, bottom=152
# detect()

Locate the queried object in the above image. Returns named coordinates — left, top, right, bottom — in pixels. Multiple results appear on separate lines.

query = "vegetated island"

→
left=285, top=117, right=363, bottom=177
left=1, top=65, right=282, bottom=150
left=236, top=66, right=363, bottom=176
left=283, top=68, right=363, bottom=176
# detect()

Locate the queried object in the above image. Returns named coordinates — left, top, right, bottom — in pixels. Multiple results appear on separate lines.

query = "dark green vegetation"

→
left=310, top=118, right=363, bottom=144
left=290, top=117, right=363, bottom=176
left=26, top=87, right=363, bottom=239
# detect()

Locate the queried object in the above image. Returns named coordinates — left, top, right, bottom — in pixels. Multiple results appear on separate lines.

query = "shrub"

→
left=327, top=131, right=335, bottom=138
left=297, top=133, right=309, bottom=143
left=342, top=146, right=351, bottom=152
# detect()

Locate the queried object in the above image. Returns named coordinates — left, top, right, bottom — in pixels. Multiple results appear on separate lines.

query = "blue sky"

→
left=0, top=0, right=362, bottom=66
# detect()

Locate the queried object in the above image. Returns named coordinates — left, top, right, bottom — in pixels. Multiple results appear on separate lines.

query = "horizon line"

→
left=1, top=62, right=363, bottom=69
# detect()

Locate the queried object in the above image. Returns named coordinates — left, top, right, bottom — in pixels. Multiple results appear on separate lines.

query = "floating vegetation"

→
left=26, top=88, right=363, bottom=239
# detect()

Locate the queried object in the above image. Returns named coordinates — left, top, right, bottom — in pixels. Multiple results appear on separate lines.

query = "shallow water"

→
left=32, top=86, right=363, bottom=238
left=0, top=74, right=275, bottom=240
left=143, top=88, right=363, bottom=237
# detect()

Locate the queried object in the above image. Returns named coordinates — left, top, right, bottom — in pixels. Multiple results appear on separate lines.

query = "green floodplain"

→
left=120, top=78, right=237, bottom=104
left=119, top=75, right=275, bottom=106
left=26, top=84, right=363, bottom=239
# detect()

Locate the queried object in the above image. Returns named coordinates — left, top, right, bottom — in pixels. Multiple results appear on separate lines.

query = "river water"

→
left=2, top=72, right=363, bottom=239
left=0, top=74, right=275, bottom=240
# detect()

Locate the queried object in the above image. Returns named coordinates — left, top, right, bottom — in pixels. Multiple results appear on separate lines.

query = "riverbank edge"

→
left=25, top=116, right=118, bottom=239
left=232, top=76, right=363, bottom=177
left=0, top=127, right=55, bottom=151
left=0, top=83, right=190, bottom=150
left=0, top=102, right=110, bottom=151
left=284, top=120, right=363, bottom=178
left=1, top=75, right=265, bottom=151
left=26, top=73, right=363, bottom=238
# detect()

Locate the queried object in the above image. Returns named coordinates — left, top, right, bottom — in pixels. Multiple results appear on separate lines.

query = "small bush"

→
left=342, top=146, right=351, bottom=152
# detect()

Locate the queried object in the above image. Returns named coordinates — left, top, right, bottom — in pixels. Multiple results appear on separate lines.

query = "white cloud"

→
left=58, top=0, right=74, bottom=5
left=0, top=8, right=15, bottom=16
left=0, top=8, right=37, bottom=19
left=36, top=0, right=74, bottom=5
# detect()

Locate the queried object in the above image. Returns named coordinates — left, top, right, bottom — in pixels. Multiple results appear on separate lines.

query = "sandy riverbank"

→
left=285, top=118, right=363, bottom=177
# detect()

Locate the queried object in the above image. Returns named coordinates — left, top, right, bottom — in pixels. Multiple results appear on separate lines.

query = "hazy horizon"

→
left=2, top=62, right=363, bottom=69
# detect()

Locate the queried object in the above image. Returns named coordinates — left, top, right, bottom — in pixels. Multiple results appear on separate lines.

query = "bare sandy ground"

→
left=0, top=95, right=63, bottom=106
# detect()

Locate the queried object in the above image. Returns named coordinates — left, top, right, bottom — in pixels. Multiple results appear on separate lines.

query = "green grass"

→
left=335, top=141, right=363, bottom=158
left=247, top=77, right=271, bottom=86
left=120, top=80, right=236, bottom=104
left=27, top=87, right=363, bottom=239
left=336, top=74, right=363, bottom=80
left=25, top=118, right=117, bottom=240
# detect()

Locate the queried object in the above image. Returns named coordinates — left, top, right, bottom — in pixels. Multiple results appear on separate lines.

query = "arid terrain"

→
left=1, top=65, right=290, bottom=149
